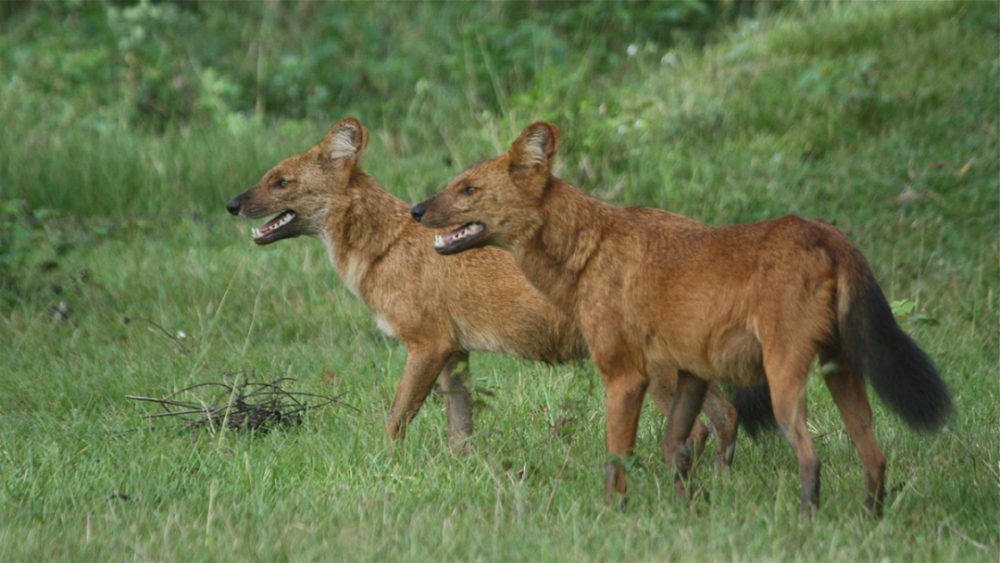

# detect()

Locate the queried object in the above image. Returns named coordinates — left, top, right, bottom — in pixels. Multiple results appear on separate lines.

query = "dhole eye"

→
left=273, top=179, right=292, bottom=189
left=461, top=186, right=478, bottom=195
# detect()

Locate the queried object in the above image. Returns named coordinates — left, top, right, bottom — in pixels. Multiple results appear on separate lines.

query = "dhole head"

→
left=410, top=122, right=560, bottom=255
left=226, top=117, right=369, bottom=245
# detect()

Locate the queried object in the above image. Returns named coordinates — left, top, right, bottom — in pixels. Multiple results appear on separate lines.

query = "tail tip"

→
left=898, top=386, right=953, bottom=433
left=865, top=345, right=953, bottom=433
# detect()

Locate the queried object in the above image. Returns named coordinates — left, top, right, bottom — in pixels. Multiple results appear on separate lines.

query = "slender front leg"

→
left=603, top=371, right=650, bottom=505
left=661, top=370, right=709, bottom=502
left=439, top=351, right=473, bottom=453
left=387, top=343, right=455, bottom=442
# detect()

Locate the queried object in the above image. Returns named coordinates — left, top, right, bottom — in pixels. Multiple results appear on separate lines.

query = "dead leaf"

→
left=958, top=158, right=974, bottom=178
left=894, top=187, right=923, bottom=205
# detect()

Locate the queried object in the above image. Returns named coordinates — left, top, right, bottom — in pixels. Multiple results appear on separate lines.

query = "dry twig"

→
left=127, top=371, right=354, bottom=434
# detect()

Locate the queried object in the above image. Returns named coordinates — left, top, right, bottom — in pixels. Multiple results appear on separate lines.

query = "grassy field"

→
left=1, top=2, right=998, bottom=561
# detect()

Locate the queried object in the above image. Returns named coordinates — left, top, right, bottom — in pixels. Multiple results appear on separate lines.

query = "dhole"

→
left=412, top=122, right=952, bottom=514
left=225, top=118, right=743, bottom=465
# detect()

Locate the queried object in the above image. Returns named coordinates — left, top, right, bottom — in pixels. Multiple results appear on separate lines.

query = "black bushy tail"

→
left=730, top=383, right=778, bottom=439
left=840, top=259, right=953, bottom=431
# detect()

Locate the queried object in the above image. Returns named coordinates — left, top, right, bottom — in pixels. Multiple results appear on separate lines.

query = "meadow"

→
left=1, top=1, right=997, bottom=561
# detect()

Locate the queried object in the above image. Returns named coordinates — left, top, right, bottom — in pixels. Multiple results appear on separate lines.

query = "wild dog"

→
left=225, top=118, right=743, bottom=464
left=412, top=122, right=952, bottom=514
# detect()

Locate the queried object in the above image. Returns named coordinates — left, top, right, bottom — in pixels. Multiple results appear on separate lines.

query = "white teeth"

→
left=252, top=211, right=296, bottom=240
left=434, top=223, right=485, bottom=249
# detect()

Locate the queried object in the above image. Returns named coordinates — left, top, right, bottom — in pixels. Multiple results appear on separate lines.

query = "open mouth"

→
left=251, top=210, right=297, bottom=245
left=433, top=223, right=486, bottom=255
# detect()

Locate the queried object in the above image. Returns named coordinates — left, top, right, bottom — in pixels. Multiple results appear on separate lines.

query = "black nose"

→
left=226, top=198, right=242, bottom=216
left=410, top=201, right=427, bottom=222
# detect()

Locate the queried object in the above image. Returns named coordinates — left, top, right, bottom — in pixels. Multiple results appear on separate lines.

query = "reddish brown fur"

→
left=226, top=118, right=739, bottom=463
left=414, top=122, right=923, bottom=513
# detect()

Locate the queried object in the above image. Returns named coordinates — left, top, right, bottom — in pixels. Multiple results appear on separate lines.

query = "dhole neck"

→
left=319, top=171, right=409, bottom=297
left=512, top=179, right=609, bottom=312
left=327, top=171, right=408, bottom=247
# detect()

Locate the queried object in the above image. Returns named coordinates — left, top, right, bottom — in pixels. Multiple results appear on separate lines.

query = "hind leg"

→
left=439, top=351, right=473, bottom=453
left=821, top=353, right=887, bottom=516
left=701, top=385, right=739, bottom=467
left=764, top=351, right=821, bottom=514
left=648, top=372, right=711, bottom=462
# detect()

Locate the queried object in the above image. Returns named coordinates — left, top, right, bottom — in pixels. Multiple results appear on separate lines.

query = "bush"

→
left=0, top=0, right=767, bottom=128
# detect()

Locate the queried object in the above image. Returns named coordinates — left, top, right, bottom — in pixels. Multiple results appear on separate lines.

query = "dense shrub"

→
left=0, top=0, right=777, bottom=127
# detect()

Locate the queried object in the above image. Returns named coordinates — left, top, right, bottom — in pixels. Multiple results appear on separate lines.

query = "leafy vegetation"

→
left=1, top=1, right=997, bottom=561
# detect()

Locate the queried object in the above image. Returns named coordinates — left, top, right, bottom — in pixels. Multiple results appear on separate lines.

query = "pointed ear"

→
left=322, top=117, right=369, bottom=162
left=509, top=122, right=560, bottom=173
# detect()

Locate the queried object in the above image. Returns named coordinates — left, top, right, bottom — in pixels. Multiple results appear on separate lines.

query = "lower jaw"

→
left=435, top=236, right=486, bottom=255
left=253, top=228, right=299, bottom=245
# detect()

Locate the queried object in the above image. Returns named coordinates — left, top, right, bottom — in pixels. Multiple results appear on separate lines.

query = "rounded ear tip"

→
left=525, top=121, right=560, bottom=144
left=324, top=117, right=368, bottom=160
left=546, top=123, right=560, bottom=145
left=336, top=117, right=362, bottom=130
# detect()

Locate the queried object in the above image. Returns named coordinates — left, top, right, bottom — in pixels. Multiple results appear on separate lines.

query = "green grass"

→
left=1, top=2, right=998, bottom=561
